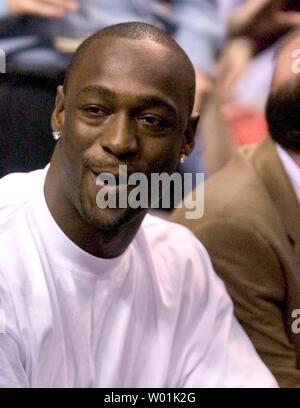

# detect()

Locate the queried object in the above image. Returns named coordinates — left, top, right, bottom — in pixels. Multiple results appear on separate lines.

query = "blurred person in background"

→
left=171, top=29, right=300, bottom=387
left=199, top=0, right=300, bottom=175
left=0, top=0, right=225, bottom=179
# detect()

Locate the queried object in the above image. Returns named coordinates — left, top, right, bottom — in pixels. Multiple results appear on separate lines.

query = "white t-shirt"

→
left=0, top=168, right=277, bottom=388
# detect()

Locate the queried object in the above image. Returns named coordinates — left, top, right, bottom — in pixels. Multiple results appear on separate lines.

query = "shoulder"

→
left=204, top=146, right=272, bottom=217
left=0, top=172, right=30, bottom=225
left=141, top=214, right=218, bottom=292
left=0, top=169, right=45, bottom=226
left=140, top=214, right=234, bottom=333
left=142, top=213, right=209, bottom=259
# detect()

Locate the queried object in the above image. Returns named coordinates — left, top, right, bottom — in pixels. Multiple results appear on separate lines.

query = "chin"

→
left=78, top=174, right=147, bottom=232
left=80, top=192, right=139, bottom=232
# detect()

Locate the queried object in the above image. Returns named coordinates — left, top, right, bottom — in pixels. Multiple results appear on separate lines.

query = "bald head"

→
left=266, top=30, right=300, bottom=152
left=63, top=22, right=196, bottom=114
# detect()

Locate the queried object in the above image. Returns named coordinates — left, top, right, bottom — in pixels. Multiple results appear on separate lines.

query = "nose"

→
left=100, top=111, right=139, bottom=158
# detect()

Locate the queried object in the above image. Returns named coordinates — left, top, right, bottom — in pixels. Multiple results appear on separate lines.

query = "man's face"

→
left=265, top=35, right=300, bottom=152
left=52, top=37, right=194, bottom=230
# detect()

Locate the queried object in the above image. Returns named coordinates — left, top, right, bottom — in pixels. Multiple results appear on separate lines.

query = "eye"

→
left=83, top=105, right=109, bottom=117
left=138, top=115, right=171, bottom=129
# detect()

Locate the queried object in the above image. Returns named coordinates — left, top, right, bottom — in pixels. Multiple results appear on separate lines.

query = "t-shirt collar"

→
left=26, top=166, right=132, bottom=278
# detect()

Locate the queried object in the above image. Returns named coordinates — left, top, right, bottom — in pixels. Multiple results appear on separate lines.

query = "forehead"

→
left=273, top=36, right=300, bottom=91
left=68, top=37, right=189, bottom=114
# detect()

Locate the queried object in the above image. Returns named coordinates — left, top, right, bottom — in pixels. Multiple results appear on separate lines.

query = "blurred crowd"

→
left=1, top=0, right=300, bottom=179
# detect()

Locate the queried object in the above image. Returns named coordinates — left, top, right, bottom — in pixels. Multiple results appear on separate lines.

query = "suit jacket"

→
left=171, top=136, right=300, bottom=387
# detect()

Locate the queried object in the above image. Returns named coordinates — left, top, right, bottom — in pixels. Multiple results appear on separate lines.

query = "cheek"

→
left=141, top=137, right=181, bottom=174
left=63, top=110, right=97, bottom=151
left=60, top=117, right=91, bottom=191
left=61, top=109, right=99, bottom=171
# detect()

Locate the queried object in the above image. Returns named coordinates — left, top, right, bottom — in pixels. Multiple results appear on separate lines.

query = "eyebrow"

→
left=75, top=85, right=116, bottom=101
left=76, top=85, right=178, bottom=117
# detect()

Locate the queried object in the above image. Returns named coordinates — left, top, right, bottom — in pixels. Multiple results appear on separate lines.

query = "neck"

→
left=44, top=158, right=147, bottom=259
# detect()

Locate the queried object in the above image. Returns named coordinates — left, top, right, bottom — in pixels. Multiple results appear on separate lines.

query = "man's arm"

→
left=193, top=218, right=300, bottom=387
left=1, top=0, right=78, bottom=19
left=227, top=0, right=300, bottom=54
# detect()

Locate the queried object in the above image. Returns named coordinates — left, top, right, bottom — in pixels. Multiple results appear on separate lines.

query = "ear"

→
left=51, top=85, right=65, bottom=133
left=181, top=114, right=200, bottom=156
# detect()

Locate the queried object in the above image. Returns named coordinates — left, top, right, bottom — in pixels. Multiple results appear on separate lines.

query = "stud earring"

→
left=179, top=153, right=187, bottom=164
left=52, top=131, right=61, bottom=141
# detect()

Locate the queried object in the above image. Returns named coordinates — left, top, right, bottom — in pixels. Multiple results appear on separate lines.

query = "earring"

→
left=52, top=131, right=61, bottom=141
left=179, top=153, right=187, bottom=164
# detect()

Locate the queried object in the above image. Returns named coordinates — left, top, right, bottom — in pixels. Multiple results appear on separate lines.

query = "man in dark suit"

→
left=171, top=29, right=300, bottom=387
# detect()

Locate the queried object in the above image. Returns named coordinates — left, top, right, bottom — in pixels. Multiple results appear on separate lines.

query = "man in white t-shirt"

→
left=0, top=22, right=277, bottom=388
